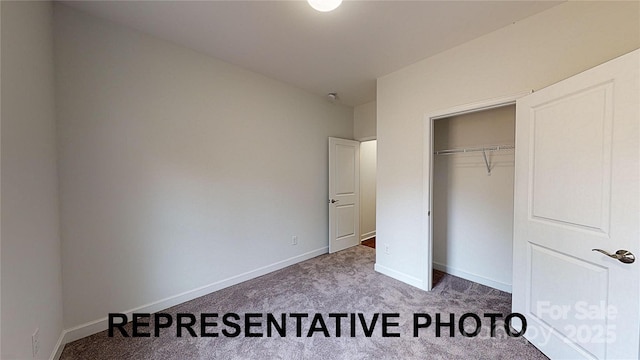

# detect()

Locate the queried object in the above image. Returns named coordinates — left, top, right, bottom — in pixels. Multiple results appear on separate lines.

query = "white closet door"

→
left=512, top=50, right=639, bottom=359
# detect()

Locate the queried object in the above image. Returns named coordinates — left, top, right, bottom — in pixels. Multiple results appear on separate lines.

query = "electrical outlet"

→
left=384, top=244, right=390, bottom=255
left=291, top=235, right=298, bottom=245
left=32, top=328, right=40, bottom=357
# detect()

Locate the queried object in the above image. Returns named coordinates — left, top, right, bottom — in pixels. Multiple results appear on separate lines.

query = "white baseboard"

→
left=360, top=231, right=376, bottom=241
left=374, top=263, right=425, bottom=290
left=50, top=331, right=66, bottom=360
left=50, top=247, right=328, bottom=359
left=433, top=262, right=512, bottom=293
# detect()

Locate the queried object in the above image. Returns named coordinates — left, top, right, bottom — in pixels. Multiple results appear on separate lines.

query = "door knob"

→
left=592, top=249, right=635, bottom=264
left=330, top=199, right=339, bottom=204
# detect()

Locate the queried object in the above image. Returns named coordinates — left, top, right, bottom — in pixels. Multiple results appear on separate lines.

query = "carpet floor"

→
left=60, top=245, right=547, bottom=359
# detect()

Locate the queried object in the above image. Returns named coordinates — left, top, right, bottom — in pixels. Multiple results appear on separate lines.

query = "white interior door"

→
left=512, top=50, right=639, bottom=359
left=329, top=137, right=360, bottom=253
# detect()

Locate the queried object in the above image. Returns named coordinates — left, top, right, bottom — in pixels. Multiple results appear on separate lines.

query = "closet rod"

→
left=433, top=144, right=514, bottom=156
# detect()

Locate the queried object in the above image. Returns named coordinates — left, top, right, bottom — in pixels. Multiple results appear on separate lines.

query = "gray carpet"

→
left=60, top=245, right=547, bottom=359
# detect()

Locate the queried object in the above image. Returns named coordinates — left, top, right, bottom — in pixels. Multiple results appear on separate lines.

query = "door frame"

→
left=421, top=91, right=531, bottom=291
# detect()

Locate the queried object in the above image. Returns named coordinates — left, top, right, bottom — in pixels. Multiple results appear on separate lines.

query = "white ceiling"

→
left=60, top=0, right=563, bottom=106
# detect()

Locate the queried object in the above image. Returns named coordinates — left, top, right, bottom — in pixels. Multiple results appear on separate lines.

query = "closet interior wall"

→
left=432, top=105, right=516, bottom=292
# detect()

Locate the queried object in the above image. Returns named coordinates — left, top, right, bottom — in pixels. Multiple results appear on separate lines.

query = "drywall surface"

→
left=433, top=106, right=515, bottom=291
left=376, top=1, right=640, bottom=286
left=54, top=5, right=353, bottom=330
left=1, top=4, right=3, bottom=357
left=1, top=1, right=64, bottom=359
left=354, top=101, right=376, bottom=140
left=360, top=140, right=377, bottom=241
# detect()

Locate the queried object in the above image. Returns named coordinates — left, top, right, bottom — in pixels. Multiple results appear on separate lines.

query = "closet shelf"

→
left=434, top=143, right=514, bottom=175
left=433, top=144, right=514, bottom=156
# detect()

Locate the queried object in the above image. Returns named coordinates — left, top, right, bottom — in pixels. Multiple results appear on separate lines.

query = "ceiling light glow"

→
left=307, top=0, right=342, bottom=12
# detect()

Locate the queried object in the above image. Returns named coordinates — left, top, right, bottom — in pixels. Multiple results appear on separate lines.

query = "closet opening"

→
left=430, top=104, right=516, bottom=292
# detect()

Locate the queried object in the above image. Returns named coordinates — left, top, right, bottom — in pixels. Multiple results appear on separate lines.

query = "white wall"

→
left=354, top=101, right=376, bottom=140
left=1, top=4, right=3, bottom=356
left=1, top=1, right=64, bottom=359
left=1, top=3, right=3, bottom=358
left=54, top=4, right=353, bottom=334
left=376, top=1, right=640, bottom=288
left=433, top=106, right=515, bottom=291
left=359, top=140, right=376, bottom=241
